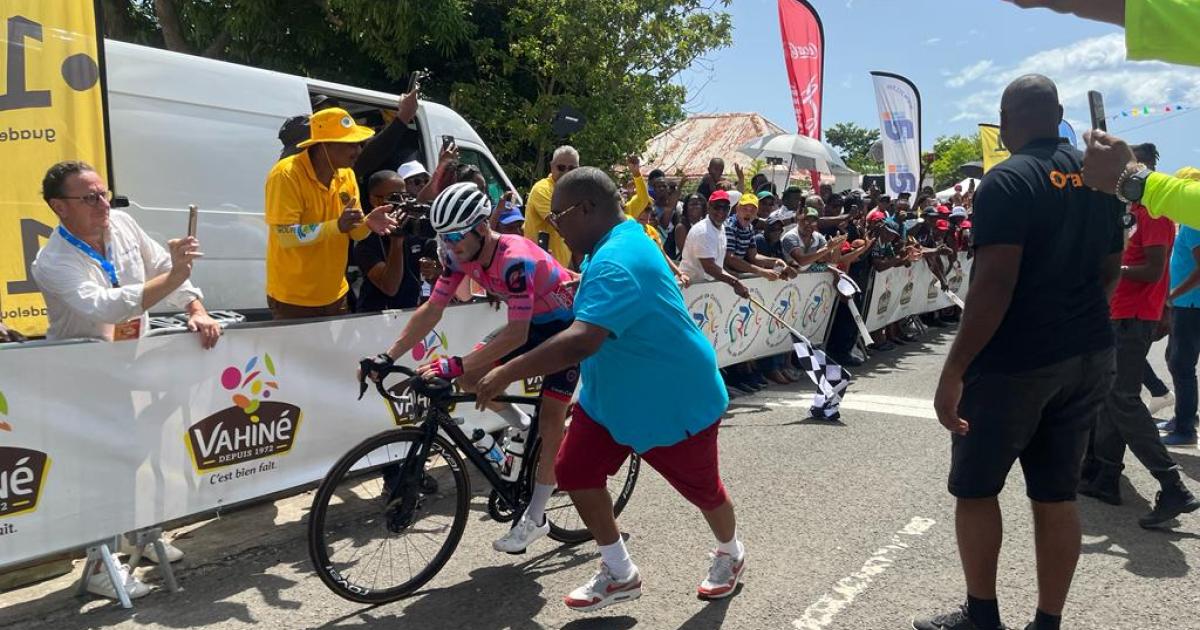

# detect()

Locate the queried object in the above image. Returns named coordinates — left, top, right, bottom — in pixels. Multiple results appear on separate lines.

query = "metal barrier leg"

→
left=132, top=528, right=181, bottom=593
left=75, top=540, right=133, bottom=608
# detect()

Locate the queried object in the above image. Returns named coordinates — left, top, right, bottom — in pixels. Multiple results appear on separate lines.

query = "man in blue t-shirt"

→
left=475, top=167, right=745, bottom=613
left=1165, top=219, right=1200, bottom=444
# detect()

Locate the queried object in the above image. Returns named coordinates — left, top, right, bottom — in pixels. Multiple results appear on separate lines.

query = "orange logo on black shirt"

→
left=1049, top=170, right=1084, bottom=189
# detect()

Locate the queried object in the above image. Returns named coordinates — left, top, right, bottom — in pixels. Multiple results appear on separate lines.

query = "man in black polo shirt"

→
left=914, top=75, right=1124, bottom=630
left=353, top=170, right=438, bottom=312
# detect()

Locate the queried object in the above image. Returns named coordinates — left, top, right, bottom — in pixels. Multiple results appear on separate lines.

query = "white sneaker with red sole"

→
left=698, top=550, right=745, bottom=599
left=564, top=563, right=642, bottom=612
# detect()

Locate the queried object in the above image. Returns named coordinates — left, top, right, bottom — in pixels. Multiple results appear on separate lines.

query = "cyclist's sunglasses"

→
left=441, top=220, right=484, bottom=244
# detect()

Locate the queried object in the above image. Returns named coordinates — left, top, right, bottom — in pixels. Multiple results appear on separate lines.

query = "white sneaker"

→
left=697, top=550, right=745, bottom=599
left=145, top=539, right=184, bottom=564
left=121, top=536, right=184, bottom=564
left=1146, top=391, right=1175, bottom=416
left=492, top=514, right=549, bottom=554
left=564, top=563, right=642, bottom=612
left=86, top=563, right=151, bottom=600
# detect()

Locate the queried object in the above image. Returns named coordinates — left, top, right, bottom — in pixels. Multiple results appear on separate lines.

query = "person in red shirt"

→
left=1081, top=195, right=1200, bottom=528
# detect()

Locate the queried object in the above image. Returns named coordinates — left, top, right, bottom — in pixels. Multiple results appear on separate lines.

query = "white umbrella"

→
left=738, top=133, right=833, bottom=174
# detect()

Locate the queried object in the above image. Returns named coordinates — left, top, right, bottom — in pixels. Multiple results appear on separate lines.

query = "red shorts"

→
left=554, top=406, right=729, bottom=512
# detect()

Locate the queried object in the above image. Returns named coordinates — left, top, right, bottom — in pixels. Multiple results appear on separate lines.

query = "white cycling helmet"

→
left=430, top=182, right=492, bottom=235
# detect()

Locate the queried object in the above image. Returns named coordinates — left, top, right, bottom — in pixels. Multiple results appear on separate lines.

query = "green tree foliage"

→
left=101, top=0, right=732, bottom=189
left=929, top=133, right=983, bottom=189
left=825, top=121, right=882, bottom=174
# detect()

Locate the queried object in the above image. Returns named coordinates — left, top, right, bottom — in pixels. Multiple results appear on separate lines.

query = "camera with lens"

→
left=386, top=192, right=436, bottom=240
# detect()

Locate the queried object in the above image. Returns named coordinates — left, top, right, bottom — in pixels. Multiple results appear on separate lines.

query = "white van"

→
left=103, top=40, right=518, bottom=318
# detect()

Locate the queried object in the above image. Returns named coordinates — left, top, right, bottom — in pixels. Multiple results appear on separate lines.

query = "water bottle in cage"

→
left=471, top=428, right=505, bottom=470
left=500, top=432, right=526, bottom=482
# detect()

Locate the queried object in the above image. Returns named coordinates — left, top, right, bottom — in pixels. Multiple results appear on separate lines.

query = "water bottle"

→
left=472, top=429, right=505, bottom=470
left=500, top=432, right=526, bottom=482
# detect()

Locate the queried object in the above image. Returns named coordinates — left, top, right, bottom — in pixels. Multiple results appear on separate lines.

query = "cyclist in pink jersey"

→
left=369, top=183, right=579, bottom=555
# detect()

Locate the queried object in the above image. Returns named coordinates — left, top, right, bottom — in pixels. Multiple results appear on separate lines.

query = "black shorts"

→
left=475, top=318, right=579, bottom=402
left=949, top=348, right=1115, bottom=503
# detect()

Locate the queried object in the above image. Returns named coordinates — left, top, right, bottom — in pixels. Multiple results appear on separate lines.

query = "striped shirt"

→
left=724, top=215, right=756, bottom=260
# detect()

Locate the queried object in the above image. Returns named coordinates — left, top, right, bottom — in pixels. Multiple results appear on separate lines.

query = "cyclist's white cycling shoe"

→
left=697, top=549, right=745, bottom=599
left=492, top=514, right=549, bottom=554
left=564, top=563, right=642, bottom=612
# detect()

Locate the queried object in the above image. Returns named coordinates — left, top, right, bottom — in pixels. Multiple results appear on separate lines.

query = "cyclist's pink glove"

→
left=430, top=356, right=465, bottom=380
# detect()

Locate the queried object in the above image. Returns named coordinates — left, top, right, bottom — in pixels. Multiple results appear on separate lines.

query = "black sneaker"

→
left=913, top=605, right=1005, bottom=630
left=1139, top=484, right=1200, bottom=529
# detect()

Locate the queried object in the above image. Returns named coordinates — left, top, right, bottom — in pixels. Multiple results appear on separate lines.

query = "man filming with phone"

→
left=265, top=108, right=399, bottom=320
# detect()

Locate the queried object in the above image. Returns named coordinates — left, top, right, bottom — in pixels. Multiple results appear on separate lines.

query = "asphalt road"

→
left=4, top=328, right=1199, bottom=630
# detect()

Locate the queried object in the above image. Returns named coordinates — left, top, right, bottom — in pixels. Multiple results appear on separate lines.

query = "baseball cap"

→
left=954, top=184, right=963, bottom=192
left=784, top=185, right=804, bottom=195
left=882, top=218, right=902, bottom=235
left=737, top=193, right=759, bottom=208
left=708, top=190, right=731, bottom=203
left=398, top=160, right=429, bottom=181
left=757, top=190, right=777, bottom=200
left=921, top=205, right=939, bottom=217
left=937, top=205, right=951, bottom=215
left=804, top=208, right=820, bottom=219
left=950, top=206, right=968, bottom=219
left=961, top=219, right=973, bottom=229
left=766, top=216, right=786, bottom=229
left=726, top=191, right=742, bottom=207
left=498, top=207, right=524, bottom=225
left=768, top=208, right=796, bottom=223
left=935, top=219, right=951, bottom=231
left=1176, top=166, right=1200, bottom=181
left=866, top=209, right=886, bottom=222
left=297, top=107, right=375, bottom=148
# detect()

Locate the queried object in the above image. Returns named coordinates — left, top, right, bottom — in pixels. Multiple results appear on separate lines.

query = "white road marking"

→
left=763, top=394, right=938, bottom=420
left=793, top=516, right=937, bottom=630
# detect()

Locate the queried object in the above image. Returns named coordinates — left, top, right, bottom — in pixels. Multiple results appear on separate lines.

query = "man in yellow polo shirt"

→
left=265, top=108, right=397, bottom=319
left=525, top=145, right=580, bottom=267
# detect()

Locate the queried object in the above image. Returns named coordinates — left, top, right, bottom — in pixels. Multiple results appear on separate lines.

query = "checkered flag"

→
left=792, top=333, right=850, bottom=420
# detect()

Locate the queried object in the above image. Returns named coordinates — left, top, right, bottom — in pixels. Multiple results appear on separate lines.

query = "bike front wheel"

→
left=307, top=428, right=469, bottom=604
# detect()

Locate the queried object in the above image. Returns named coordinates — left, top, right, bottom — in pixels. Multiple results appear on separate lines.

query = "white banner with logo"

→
left=0, top=272, right=835, bottom=567
left=864, top=257, right=973, bottom=330
left=870, top=71, right=922, bottom=199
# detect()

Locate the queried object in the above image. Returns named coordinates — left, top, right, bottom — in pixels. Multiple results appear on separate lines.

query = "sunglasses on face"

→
left=408, top=176, right=430, bottom=188
left=549, top=200, right=586, bottom=227
left=554, top=164, right=578, bottom=173
left=57, top=190, right=113, bottom=206
left=442, top=221, right=482, bottom=244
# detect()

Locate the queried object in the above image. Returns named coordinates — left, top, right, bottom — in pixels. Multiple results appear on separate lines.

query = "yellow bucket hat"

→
left=1175, top=166, right=1200, bottom=181
left=297, top=107, right=375, bottom=148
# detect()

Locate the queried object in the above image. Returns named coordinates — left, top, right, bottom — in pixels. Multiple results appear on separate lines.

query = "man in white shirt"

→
left=31, top=160, right=220, bottom=600
left=32, top=161, right=220, bottom=347
left=680, top=190, right=750, bottom=298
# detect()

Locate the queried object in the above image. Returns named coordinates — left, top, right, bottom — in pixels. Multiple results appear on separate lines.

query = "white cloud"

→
left=924, top=37, right=942, bottom=46
left=948, top=34, right=1200, bottom=126
left=946, top=60, right=994, bottom=88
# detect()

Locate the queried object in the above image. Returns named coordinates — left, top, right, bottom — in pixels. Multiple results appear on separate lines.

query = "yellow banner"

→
left=0, top=1, right=110, bottom=336
left=978, top=123, right=1010, bottom=174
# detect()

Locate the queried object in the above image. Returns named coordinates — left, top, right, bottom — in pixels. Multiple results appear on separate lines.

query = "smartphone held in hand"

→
left=187, top=204, right=199, bottom=238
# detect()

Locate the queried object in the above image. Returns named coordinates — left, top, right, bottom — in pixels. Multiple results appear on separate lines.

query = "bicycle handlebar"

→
left=356, top=357, right=540, bottom=409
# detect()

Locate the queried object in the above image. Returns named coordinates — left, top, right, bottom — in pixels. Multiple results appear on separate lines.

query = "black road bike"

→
left=307, top=362, right=640, bottom=603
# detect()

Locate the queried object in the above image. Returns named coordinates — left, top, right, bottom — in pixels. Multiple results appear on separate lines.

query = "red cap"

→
left=961, top=220, right=972, bottom=228
left=935, top=219, right=950, bottom=231
left=708, top=190, right=730, bottom=203
left=954, top=184, right=962, bottom=192
left=937, top=205, right=951, bottom=215
left=866, top=209, right=886, bottom=222
left=840, top=241, right=853, bottom=253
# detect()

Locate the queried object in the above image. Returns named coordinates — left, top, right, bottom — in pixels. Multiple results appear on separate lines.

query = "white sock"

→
left=525, top=483, right=554, bottom=525
left=598, top=538, right=635, bottom=581
left=495, top=404, right=531, bottom=431
left=717, top=532, right=744, bottom=559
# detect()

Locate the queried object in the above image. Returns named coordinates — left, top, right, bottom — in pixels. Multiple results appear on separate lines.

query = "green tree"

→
left=929, top=133, right=983, bottom=189
left=101, top=0, right=732, bottom=189
left=825, top=121, right=882, bottom=174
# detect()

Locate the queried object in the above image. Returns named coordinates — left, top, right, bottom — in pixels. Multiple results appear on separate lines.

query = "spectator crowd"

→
left=4, top=74, right=1198, bottom=609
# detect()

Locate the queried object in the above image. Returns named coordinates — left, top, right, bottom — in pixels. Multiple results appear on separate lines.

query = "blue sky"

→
left=679, top=0, right=1200, bottom=174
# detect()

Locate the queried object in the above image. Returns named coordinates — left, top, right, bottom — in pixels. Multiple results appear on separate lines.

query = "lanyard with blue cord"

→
left=57, top=225, right=120, bottom=288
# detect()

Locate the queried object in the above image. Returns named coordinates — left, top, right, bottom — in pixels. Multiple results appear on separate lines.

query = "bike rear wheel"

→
left=308, top=428, right=469, bottom=604
left=528, top=438, right=641, bottom=545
